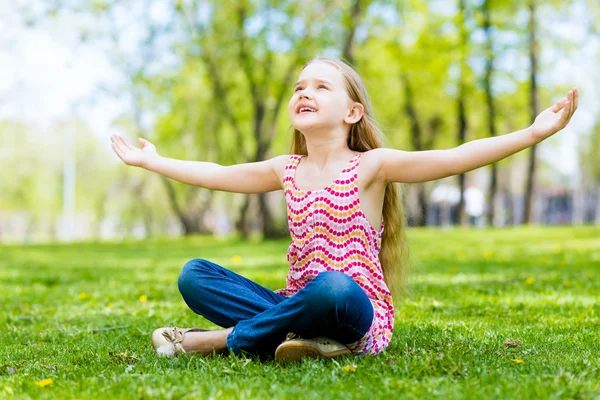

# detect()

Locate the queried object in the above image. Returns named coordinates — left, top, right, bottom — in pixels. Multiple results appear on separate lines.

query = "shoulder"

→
left=357, top=148, right=390, bottom=184
left=268, top=155, right=296, bottom=189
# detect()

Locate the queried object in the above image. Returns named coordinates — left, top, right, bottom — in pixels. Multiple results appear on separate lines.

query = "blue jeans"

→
left=177, top=258, right=374, bottom=357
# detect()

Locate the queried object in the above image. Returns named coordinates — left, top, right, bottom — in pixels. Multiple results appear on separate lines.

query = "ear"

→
left=344, top=102, right=364, bottom=125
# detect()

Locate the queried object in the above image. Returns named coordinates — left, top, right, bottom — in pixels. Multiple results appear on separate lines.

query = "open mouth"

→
left=296, top=105, right=318, bottom=114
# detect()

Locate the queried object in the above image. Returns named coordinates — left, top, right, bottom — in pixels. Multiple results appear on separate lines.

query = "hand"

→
left=110, top=134, right=159, bottom=168
left=530, top=88, right=578, bottom=143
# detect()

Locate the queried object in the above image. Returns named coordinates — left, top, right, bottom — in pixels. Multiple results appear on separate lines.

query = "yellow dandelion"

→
left=79, top=292, right=87, bottom=300
left=34, top=378, right=53, bottom=387
left=484, top=251, right=494, bottom=260
left=139, top=295, right=148, bottom=302
left=232, top=255, right=243, bottom=265
left=24, top=304, right=30, bottom=309
left=563, top=280, right=571, bottom=287
left=342, top=364, right=357, bottom=372
left=512, top=359, right=524, bottom=364
left=525, top=278, right=535, bottom=285
left=107, top=303, right=114, bottom=308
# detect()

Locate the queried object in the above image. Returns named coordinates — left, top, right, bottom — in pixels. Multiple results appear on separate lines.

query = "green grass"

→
left=1, top=226, right=599, bottom=399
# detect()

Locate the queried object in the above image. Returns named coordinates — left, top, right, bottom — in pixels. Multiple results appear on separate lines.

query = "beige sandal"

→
left=275, top=332, right=352, bottom=363
left=151, top=327, right=209, bottom=357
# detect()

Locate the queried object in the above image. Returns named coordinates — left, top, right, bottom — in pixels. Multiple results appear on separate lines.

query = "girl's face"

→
left=288, top=62, right=356, bottom=133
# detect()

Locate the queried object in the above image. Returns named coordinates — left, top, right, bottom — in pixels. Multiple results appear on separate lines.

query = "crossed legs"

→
left=176, top=259, right=374, bottom=357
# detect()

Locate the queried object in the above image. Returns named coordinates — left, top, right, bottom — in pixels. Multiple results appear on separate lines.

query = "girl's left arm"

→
left=378, top=88, right=578, bottom=184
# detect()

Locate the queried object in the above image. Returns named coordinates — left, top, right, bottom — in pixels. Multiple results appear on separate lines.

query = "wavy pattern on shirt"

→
left=274, top=153, right=394, bottom=356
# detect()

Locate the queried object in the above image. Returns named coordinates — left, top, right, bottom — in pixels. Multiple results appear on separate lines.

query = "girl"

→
left=110, top=57, right=578, bottom=363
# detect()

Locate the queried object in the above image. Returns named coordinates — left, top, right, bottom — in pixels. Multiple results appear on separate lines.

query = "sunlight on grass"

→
left=0, top=226, right=599, bottom=399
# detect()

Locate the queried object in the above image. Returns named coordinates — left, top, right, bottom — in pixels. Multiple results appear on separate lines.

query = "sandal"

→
left=151, top=327, right=209, bottom=357
left=274, top=332, right=352, bottom=363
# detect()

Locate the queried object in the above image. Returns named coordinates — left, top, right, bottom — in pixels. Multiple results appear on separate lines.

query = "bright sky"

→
left=0, top=3, right=129, bottom=137
left=1, top=2, right=598, bottom=181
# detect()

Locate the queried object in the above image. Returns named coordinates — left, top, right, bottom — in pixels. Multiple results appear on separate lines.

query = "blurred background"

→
left=1, top=0, right=598, bottom=244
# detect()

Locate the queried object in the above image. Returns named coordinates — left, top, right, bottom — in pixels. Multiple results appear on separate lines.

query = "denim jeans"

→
left=177, top=258, right=374, bottom=357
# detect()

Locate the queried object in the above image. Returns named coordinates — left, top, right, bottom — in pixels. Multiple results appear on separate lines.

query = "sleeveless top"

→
left=274, top=152, right=394, bottom=355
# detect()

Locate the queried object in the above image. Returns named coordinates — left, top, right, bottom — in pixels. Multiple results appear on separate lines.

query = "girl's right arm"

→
left=110, top=134, right=287, bottom=194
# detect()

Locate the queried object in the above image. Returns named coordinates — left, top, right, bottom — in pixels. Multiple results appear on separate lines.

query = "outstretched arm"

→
left=110, top=134, right=287, bottom=194
left=378, top=88, right=579, bottom=184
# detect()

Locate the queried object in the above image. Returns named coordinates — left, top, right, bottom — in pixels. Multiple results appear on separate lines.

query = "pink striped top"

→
left=274, top=152, right=394, bottom=355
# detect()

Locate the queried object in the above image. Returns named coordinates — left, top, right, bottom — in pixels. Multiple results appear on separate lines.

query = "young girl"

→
left=110, top=57, right=578, bottom=363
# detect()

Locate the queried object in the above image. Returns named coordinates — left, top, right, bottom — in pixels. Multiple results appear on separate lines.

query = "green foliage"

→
left=1, top=227, right=599, bottom=398
left=3, top=0, right=595, bottom=236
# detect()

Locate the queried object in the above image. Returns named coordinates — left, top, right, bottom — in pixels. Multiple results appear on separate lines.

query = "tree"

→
left=481, top=0, right=499, bottom=226
left=366, top=1, right=456, bottom=226
left=523, top=0, right=539, bottom=224
left=173, top=1, right=357, bottom=238
left=455, top=0, right=471, bottom=226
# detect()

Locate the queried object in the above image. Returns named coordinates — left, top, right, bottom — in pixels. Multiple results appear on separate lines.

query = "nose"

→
left=297, top=88, right=312, bottom=100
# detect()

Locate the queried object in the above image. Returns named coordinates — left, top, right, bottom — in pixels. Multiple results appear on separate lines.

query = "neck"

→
left=301, top=127, right=355, bottom=169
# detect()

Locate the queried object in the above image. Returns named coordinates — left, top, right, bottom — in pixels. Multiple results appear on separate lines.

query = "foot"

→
left=151, top=327, right=232, bottom=357
left=274, top=333, right=352, bottom=363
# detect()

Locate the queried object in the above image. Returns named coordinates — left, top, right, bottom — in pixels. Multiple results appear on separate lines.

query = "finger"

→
left=550, top=97, right=568, bottom=113
left=573, top=88, right=578, bottom=112
left=111, top=141, right=125, bottom=160
left=562, top=101, right=571, bottom=123
left=567, top=90, right=575, bottom=120
left=568, top=90, right=576, bottom=119
left=111, top=134, right=122, bottom=147
left=564, top=91, right=572, bottom=120
left=120, top=135, right=135, bottom=150
left=118, top=134, right=134, bottom=150
left=113, top=136, right=128, bottom=155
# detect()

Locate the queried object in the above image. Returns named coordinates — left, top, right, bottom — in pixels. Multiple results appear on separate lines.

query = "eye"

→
left=318, top=85, right=328, bottom=89
left=294, top=86, right=303, bottom=92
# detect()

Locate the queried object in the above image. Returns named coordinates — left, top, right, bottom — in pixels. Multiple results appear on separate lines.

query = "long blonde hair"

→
left=290, top=56, right=411, bottom=299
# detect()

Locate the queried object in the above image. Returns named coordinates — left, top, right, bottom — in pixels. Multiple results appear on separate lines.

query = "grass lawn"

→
left=1, top=226, right=599, bottom=399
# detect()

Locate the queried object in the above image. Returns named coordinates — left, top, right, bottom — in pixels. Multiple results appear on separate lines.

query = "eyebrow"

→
left=293, top=78, right=334, bottom=88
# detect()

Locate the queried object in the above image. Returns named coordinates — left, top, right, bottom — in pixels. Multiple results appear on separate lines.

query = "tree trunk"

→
left=258, top=193, right=285, bottom=238
left=342, top=0, right=363, bottom=66
left=523, top=0, right=539, bottom=224
left=401, top=74, right=429, bottom=226
left=482, top=0, right=498, bottom=227
left=161, top=177, right=213, bottom=234
left=235, top=194, right=252, bottom=239
left=456, top=0, right=469, bottom=226
left=417, top=186, right=428, bottom=226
